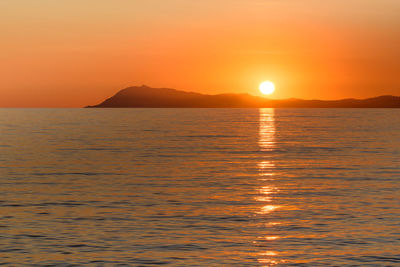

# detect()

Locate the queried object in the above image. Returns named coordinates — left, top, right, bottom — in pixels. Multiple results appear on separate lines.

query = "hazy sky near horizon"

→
left=1, top=0, right=400, bottom=107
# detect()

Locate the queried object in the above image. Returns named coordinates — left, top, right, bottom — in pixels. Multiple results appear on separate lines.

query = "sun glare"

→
left=259, top=81, right=275, bottom=95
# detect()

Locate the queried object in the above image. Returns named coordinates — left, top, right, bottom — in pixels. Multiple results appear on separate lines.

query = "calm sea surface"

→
left=0, top=108, right=399, bottom=266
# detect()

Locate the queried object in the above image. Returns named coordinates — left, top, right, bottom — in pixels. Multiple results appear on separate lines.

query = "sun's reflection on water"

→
left=259, top=109, right=276, bottom=153
left=255, top=185, right=279, bottom=202
left=256, top=108, right=281, bottom=266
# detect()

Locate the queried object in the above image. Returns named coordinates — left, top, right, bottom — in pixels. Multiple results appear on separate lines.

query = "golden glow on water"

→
left=258, top=161, right=275, bottom=181
left=258, top=161, right=275, bottom=169
left=258, top=109, right=276, bottom=152
left=267, top=222, right=281, bottom=226
left=263, top=236, right=280, bottom=241
left=255, top=185, right=279, bottom=202
left=259, top=185, right=278, bottom=196
left=2, top=109, right=399, bottom=265
left=257, top=205, right=280, bottom=214
left=257, top=108, right=281, bottom=264
left=258, top=252, right=280, bottom=267
left=260, top=251, right=278, bottom=257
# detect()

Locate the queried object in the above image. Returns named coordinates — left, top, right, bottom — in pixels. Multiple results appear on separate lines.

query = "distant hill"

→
left=86, top=85, right=400, bottom=108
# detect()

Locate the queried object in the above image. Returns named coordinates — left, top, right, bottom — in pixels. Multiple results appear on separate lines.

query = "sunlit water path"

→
left=1, top=108, right=399, bottom=266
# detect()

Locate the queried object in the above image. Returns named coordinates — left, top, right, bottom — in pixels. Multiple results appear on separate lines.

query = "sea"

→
left=0, top=108, right=399, bottom=266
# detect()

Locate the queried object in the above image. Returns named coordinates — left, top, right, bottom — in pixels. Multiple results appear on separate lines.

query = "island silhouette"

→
left=86, top=85, right=400, bottom=108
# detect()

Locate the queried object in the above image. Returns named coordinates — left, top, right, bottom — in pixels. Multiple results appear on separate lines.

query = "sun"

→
left=259, top=81, right=275, bottom=95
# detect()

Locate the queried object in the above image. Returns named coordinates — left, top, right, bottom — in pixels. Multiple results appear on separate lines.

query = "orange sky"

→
left=1, top=0, right=400, bottom=107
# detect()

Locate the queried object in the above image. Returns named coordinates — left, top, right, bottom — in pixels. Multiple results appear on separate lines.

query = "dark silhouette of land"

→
left=86, top=85, right=400, bottom=108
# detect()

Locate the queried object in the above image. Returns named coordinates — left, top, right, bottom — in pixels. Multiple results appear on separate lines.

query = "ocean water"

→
left=0, top=108, right=399, bottom=266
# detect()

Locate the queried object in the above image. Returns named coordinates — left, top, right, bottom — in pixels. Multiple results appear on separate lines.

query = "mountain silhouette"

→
left=86, top=85, right=400, bottom=108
